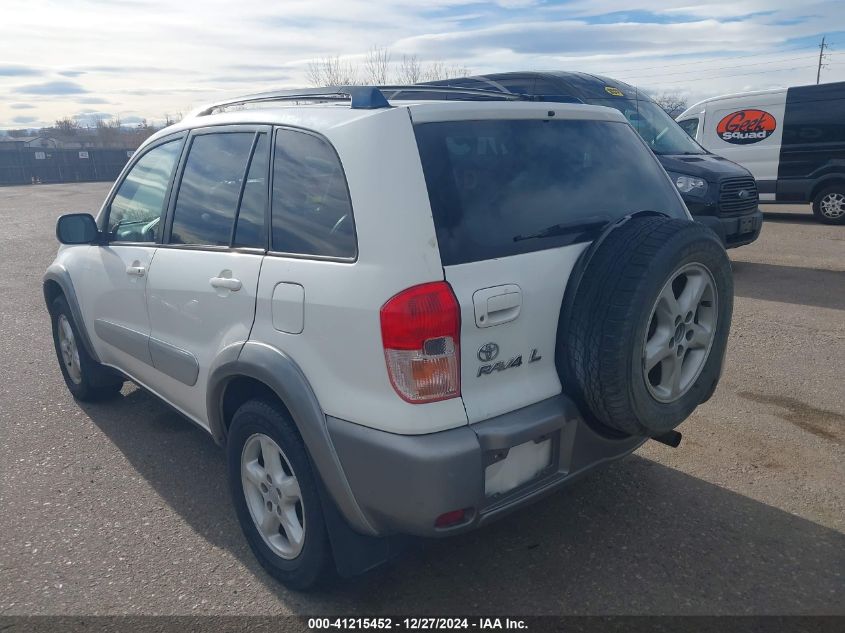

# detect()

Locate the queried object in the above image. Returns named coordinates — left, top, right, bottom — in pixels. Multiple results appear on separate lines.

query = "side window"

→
left=678, top=118, right=699, bottom=139
left=233, top=133, right=269, bottom=248
left=493, top=77, right=536, bottom=95
left=271, top=129, right=356, bottom=258
left=170, top=132, right=255, bottom=246
left=107, top=139, right=181, bottom=242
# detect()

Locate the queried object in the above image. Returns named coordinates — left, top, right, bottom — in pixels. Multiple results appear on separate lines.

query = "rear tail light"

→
left=380, top=281, right=460, bottom=403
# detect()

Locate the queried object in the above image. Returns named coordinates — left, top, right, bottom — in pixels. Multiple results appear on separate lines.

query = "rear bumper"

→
left=326, top=395, right=644, bottom=537
left=695, top=209, right=763, bottom=248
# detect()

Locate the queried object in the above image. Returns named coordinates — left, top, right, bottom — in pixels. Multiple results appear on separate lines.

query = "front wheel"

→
left=813, top=186, right=845, bottom=225
left=227, top=398, right=332, bottom=590
left=50, top=296, right=123, bottom=401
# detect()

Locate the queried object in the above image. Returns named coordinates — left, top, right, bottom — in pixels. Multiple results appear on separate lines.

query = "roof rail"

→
left=188, top=84, right=529, bottom=117
left=378, top=85, right=527, bottom=101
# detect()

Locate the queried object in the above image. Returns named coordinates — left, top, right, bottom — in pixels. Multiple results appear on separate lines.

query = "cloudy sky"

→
left=1, top=0, right=844, bottom=130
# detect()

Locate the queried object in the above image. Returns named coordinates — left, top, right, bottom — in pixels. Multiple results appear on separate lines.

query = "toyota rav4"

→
left=44, top=86, right=733, bottom=589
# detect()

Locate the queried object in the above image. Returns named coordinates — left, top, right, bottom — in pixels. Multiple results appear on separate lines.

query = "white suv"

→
left=45, top=86, right=733, bottom=589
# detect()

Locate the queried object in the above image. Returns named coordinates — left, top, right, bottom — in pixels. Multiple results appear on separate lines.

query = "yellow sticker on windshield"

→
left=604, top=86, right=624, bottom=96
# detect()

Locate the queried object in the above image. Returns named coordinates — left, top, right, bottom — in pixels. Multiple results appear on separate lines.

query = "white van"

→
left=677, top=81, right=845, bottom=224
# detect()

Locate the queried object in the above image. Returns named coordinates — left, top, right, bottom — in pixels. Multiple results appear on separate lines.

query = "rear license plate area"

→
left=484, top=436, right=553, bottom=497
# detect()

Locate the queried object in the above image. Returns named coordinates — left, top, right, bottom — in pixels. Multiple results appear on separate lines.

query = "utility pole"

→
left=817, top=35, right=827, bottom=84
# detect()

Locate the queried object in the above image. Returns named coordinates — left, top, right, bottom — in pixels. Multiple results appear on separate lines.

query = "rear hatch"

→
left=410, top=104, right=688, bottom=423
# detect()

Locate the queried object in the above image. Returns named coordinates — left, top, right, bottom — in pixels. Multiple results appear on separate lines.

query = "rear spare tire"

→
left=560, top=215, right=733, bottom=437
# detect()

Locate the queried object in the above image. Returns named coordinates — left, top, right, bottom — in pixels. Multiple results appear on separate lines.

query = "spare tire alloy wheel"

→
left=241, top=433, right=305, bottom=560
left=643, top=263, right=717, bottom=403
left=560, top=215, right=733, bottom=437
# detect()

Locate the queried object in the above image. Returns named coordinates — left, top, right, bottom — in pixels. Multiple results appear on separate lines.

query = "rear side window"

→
left=170, top=132, right=255, bottom=246
left=414, top=119, right=687, bottom=265
left=678, top=118, right=699, bottom=139
left=271, top=129, right=356, bottom=259
left=233, top=133, right=269, bottom=248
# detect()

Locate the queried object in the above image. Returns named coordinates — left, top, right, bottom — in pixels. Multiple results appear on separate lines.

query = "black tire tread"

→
left=565, top=216, right=731, bottom=436
left=50, top=296, right=123, bottom=401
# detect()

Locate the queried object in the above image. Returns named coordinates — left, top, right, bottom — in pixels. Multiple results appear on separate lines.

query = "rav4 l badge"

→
left=477, top=346, right=542, bottom=377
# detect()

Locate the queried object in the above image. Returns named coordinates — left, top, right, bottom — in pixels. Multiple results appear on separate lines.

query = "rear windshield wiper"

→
left=513, top=217, right=610, bottom=242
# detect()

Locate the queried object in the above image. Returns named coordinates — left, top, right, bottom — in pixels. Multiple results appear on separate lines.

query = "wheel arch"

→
left=207, top=341, right=377, bottom=536
left=43, top=264, right=100, bottom=363
left=809, top=175, right=845, bottom=202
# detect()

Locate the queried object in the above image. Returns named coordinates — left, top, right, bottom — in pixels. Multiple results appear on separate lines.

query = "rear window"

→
left=414, top=119, right=687, bottom=265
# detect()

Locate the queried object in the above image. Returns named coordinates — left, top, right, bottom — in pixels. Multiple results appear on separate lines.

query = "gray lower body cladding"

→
left=327, top=394, right=645, bottom=537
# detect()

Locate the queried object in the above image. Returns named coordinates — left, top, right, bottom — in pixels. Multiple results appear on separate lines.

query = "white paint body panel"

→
left=252, top=107, right=468, bottom=435
left=71, top=243, right=159, bottom=383
left=445, top=245, right=586, bottom=423
left=678, top=89, right=787, bottom=182
left=145, top=249, right=263, bottom=424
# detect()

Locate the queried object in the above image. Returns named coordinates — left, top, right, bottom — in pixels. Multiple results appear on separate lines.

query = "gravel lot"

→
left=0, top=183, right=842, bottom=615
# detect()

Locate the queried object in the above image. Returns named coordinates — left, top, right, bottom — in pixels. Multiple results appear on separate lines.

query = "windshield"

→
left=586, top=97, right=706, bottom=155
left=414, top=118, right=688, bottom=265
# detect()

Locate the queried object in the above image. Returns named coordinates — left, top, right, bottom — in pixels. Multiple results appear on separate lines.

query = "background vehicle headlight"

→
left=668, top=172, right=708, bottom=195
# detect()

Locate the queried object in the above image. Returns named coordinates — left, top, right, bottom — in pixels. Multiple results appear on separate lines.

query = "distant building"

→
left=0, top=135, right=60, bottom=149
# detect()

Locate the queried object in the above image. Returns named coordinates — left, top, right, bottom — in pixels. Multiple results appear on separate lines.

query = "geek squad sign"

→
left=717, top=109, right=777, bottom=144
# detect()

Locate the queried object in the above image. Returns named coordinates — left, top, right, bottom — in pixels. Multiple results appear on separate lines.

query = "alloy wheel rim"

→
left=642, top=263, right=718, bottom=403
left=241, top=433, right=305, bottom=560
left=57, top=314, right=82, bottom=385
left=820, top=192, right=845, bottom=219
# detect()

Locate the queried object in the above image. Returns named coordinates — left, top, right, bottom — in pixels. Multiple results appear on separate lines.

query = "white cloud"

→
left=0, top=0, right=842, bottom=128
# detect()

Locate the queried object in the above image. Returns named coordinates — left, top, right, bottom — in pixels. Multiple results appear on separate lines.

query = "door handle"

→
left=473, top=284, right=522, bottom=327
left=210, top=276, right=242, bottom=291
left=126, top=265, right=146, bottom=277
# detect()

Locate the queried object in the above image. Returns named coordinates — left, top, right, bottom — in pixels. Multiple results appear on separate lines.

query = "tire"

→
left=812, top=186, right=845, bottom=225
left=50, top=296, right=124, bottom=401
left=227, top=398, right=332, bottom=590
left=560, top=216, right=733, bottom=437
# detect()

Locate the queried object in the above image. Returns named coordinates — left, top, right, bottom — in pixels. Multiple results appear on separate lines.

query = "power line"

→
left=615, top=53, right=819, bottom=81
left=595, top=42, right=823, bottom=75
left=642, top=63, right=819, bottom=86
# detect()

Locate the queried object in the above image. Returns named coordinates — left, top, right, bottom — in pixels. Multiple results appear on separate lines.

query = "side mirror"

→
left=56, top=213, right=99, bottom=245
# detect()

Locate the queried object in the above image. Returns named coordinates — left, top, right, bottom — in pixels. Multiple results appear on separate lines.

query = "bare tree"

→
left=305, top=59, right=325, bottom=87
left=305, top=56, right=359, bottom=86
left=396, top=54, right=422, bottom=84
left=364, top=47, right=391, bottom=84
left=163, top=111, right=184, bottom=127
left=54, top=117, right=81, bottom=134
left=651, top=91, right=688, bottom=118
left=422, top=61, right=448, bottom=82
left=305, top=50, right=472, bottom=87
left=421, top=61, right=472, bottom=82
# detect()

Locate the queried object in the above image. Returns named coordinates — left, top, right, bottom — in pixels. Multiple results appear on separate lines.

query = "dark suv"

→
left=425, top=71, right=764, bottom=248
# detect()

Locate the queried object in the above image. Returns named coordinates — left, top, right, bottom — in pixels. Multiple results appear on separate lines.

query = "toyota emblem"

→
left=477, top=342, right=499, bottom=362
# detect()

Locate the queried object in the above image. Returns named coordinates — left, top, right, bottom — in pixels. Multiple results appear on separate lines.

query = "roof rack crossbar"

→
left=189, top=84, right=529, bottom=117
